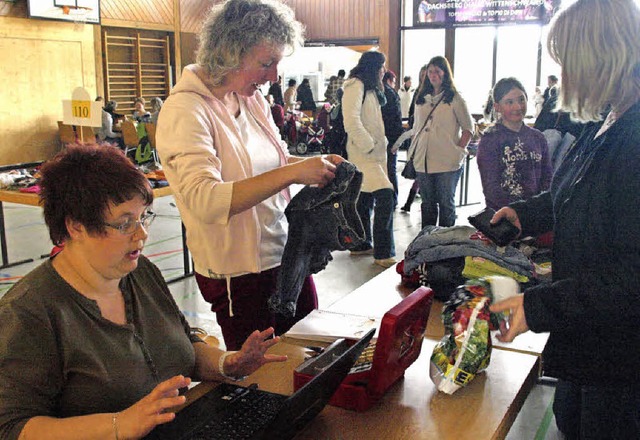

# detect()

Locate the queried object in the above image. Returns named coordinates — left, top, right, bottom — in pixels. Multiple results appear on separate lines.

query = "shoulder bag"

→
left=401, top=94, right=444, bottom=179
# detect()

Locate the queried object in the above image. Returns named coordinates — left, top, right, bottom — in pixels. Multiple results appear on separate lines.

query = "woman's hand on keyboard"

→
left=118, top=374, right=192, bottom=439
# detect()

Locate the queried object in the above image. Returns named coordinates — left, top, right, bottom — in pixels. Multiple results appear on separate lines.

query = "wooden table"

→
left=186, top=339, right=539, bottom=440
left=0, top=186, right=193, bottom=281
left=327, top=266, right=549, bottom=359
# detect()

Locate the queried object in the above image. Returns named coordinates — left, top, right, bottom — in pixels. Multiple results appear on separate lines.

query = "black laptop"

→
left=145, top=329, right=375, bottom=440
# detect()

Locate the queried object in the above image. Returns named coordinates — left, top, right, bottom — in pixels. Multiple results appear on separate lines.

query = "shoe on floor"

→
left=350, top=247, right=374, bottom=256
left=400, top=205, right=410, bottom=213
left=374, top=257, right=397, bottom=268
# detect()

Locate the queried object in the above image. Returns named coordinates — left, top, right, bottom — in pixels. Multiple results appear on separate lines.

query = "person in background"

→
left=407, top=64, right=428, bottom=129
left=296, top=78, right=316, bottom=114
left=381, top=70, right=403, bottom=204
left=401, top=65, right=429, bottom=213
left=490, top=1, right=640, bottom=438
left=533, top=74, right=559, bottom=132
left=342, top=50, right=396, bottom=268
left=267, top=93, right=285, bottom=136
left=267, top=75, right=284, bottom=107
left=398, top=75, right=414, bottom=120
left=0, top=144, right=286, bottom=440
left=324, top=69, right=346, bottom=105
left=481, top=89, right=496, bottom=124
left=132, top=97, right=151, bottom=123
left=406, top=55, right=473, bottom=228
left=476, top=77, right=552, bottom=211
left=149, top=97, right=163, bottom=124
left=326, top=87, right=348, bottom=158
left=532, top=86, right=544, bottom=118
left=97, top=100, right=123, bottom=147
left=283, top=78, right=298, bottom=112
left=156, top=0, right=343, bottom=351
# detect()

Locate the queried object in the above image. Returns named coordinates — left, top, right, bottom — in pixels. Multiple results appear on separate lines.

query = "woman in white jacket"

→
left=407, top=56, right=474, bottom=228
left=342, top=51, right=396, bottom=268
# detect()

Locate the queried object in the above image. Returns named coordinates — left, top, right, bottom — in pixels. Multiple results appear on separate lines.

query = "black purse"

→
left=401, top=94, right=444, bottom=180
left=401, top=152, right=417, bottom=179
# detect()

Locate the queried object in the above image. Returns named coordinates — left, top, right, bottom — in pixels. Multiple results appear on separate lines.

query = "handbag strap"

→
left=408, top=94, right=445, bottom=162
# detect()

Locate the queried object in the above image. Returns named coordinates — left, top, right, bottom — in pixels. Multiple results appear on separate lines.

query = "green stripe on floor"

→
left=534, top=394, right=555, bottom=440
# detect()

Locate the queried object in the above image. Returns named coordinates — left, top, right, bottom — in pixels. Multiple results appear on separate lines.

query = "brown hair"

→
left=39, top=144, right=153, bottom=245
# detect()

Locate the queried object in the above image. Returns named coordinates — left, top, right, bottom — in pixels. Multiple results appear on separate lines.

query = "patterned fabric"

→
left=477, top=123, right=552, bottom=211
left=324, top=77, right=345, bottom=105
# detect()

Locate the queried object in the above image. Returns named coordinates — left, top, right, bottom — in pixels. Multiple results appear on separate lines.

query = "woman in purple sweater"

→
left=477, top=77, right=552, bottom=211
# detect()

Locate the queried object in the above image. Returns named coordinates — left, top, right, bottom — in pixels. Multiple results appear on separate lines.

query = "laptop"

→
left=144, top=328, right=375, bottom=440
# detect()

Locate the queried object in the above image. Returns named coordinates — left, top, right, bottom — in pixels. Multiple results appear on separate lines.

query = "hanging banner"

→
left=413, top=0, right=561, bottom=28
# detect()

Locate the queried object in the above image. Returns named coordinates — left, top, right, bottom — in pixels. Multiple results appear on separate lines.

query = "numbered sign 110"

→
left=71, top=100, right=91, bottom=119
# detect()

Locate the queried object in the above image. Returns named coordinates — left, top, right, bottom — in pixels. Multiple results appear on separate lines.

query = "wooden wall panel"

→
left=177, top=0, right=393, bottom=63
left=0, top=17, right=96, bottom=166
left=101, top=0, right=174, bottom=31
left=180, top=0, right=210, bottom=34
left=285, top=0, right=391, bottom=64
left=0, top=0, right=27, bottom=18
left=180, top=31, right=199, bottom=67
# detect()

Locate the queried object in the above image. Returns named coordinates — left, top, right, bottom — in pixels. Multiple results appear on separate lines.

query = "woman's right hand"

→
left=292, top=154, right=345, bottom=188
left=491, top=206, right=522, bottom=232
left=117, top=375, right=191, bottom=439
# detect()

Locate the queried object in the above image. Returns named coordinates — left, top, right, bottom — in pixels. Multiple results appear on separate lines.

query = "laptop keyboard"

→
left=187, top=384, right=286, bottom=440
left=349, top=341, right=376, bottom=374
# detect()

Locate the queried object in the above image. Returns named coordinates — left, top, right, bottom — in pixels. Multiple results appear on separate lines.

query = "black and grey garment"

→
left=269, top=162, right=366, bottom=316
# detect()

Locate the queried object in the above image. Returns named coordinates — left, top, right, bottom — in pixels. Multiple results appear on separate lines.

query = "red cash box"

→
left=293, top=287, right=434, bottom=411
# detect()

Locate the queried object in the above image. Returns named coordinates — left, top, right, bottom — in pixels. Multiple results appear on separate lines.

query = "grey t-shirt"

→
left=0, top=255, right=200, bottom=439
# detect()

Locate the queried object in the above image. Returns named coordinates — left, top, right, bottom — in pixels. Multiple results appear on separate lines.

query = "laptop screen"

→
left=257, top=328, right=375, bottom=439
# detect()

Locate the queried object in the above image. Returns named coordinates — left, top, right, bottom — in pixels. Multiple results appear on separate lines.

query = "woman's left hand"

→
left=292, top=154, right=344, bottom=188
left=226, top=328, right=288, bottom=378
left=489, top=295, right=529, bottom=342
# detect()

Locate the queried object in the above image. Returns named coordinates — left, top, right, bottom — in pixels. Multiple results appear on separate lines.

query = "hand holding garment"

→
left=269, top=162, right=366, bottom=316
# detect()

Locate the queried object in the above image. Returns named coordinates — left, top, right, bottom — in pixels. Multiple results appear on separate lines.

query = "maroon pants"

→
left=195, top=267, right=318, bottom=350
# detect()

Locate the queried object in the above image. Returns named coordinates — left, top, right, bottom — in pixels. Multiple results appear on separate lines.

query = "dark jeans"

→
left=195, top=267, right=318, bottom=350
left=553, top=379, right=640, bottom=439
left=416, top=168, right=463, bottom=228
left=356, top=188, right=396, bottom=260
left=386, top=148, right=398, bottom=205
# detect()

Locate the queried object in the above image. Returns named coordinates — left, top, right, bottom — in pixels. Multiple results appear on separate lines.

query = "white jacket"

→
left=408, top=92, right=474, bottom=174
left=398, top=86, right=415, bottom=119
left=341, top=78, right=392, bottom=193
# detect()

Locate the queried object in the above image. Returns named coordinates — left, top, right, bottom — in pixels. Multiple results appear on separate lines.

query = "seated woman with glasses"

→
left=0, top=144, right=287, bottom=440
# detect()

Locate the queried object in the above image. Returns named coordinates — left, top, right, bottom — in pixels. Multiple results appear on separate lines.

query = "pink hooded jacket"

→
left=156, top=65, right=291, bottom=279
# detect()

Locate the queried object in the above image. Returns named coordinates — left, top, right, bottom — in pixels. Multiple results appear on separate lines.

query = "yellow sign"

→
left=62, top=87, right=102, bottom=127
left=71, top=100, right=91, bottom=119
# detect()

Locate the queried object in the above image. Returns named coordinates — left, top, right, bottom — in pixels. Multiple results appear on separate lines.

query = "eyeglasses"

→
left=103, top=211, right=156, bottom=235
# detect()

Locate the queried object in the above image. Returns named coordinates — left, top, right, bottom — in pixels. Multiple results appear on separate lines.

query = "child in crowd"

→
left=132, top=97, right=151, bottom=123
left=476, top=77, right=552, bottom=211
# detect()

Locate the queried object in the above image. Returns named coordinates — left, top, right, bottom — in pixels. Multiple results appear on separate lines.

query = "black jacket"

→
left=268, top=82, right=284, bottom=107
left=512, top=100, right=640, bottom=385
left=381, top=84, right=404, bottom=146
left=296, top=84, right=316, bottom=111
left=270, top=162, right=365, bottom=316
